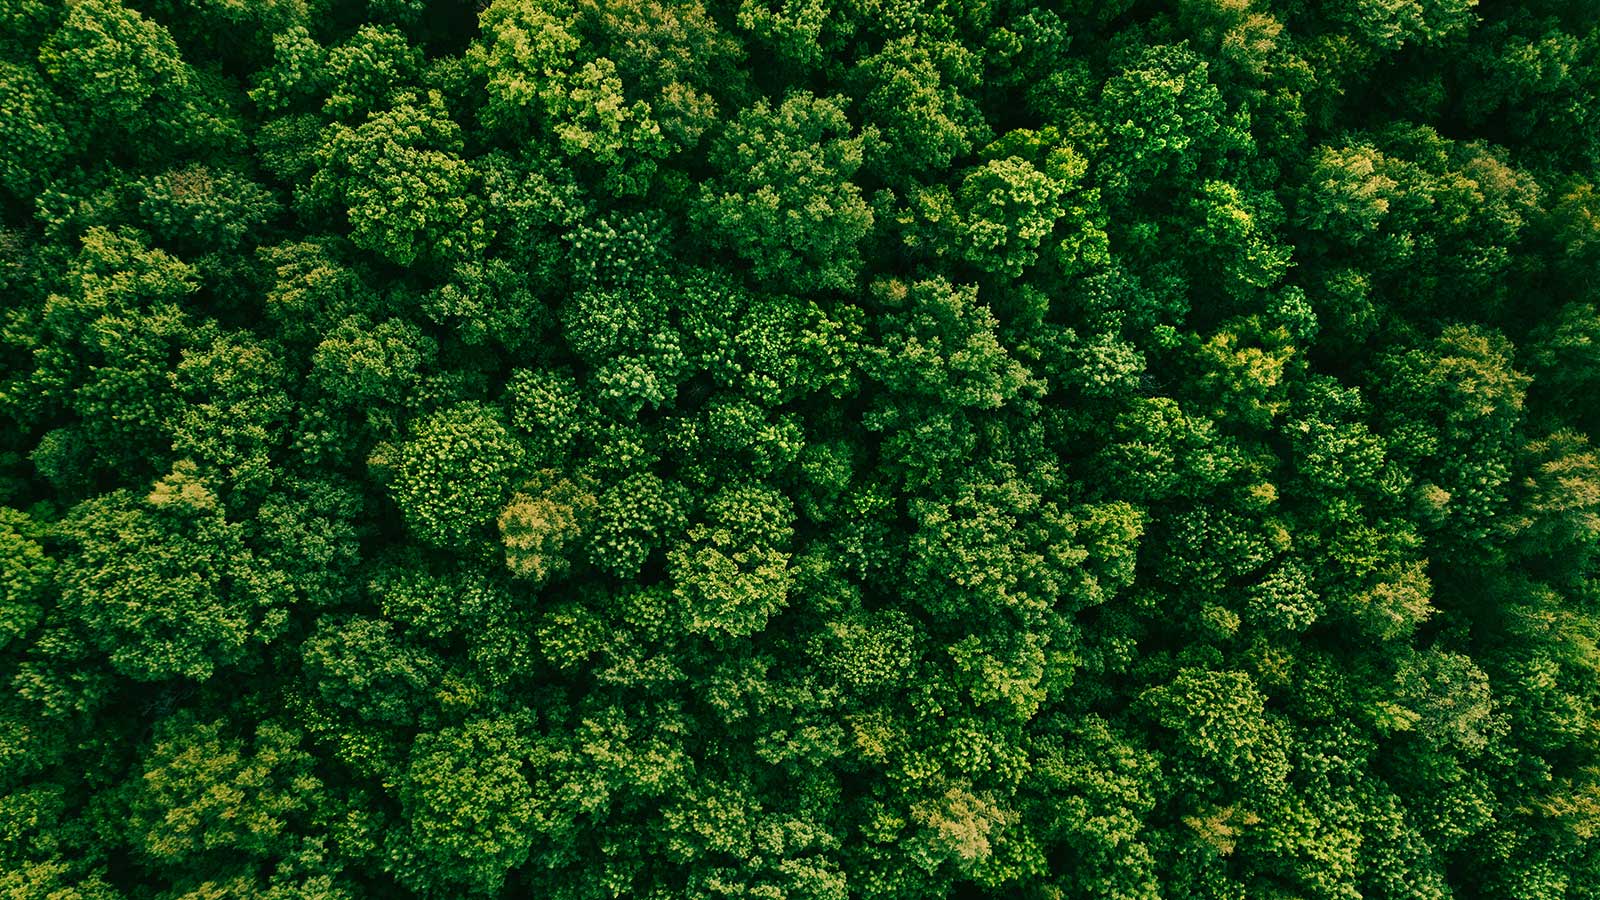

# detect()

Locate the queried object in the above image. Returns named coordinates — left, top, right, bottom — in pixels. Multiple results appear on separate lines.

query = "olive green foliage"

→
left=3, top=2, right=1600, bottom=898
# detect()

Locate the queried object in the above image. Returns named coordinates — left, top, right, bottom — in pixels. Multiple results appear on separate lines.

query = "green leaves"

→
left=951, top=156, right=1065, bottom=278
left=303, top=616, right=440, bottom=726
left=697, top=91, right=873, bottom=293
left=307, top=91, right=489, bottom=267
left=128, top=715, right=323, bottom=865
left=473, top=0, right=668, bottom=194
left=1141, top=668, right=1277, bottom=783
left=585, top=472, right=690, bottom=578
left=498, top=472, right=596, bottom=584
left=0, top=508, right=51, bottom=651
left=389, top=718, right=535, bottom=897
left=670, top=483, right=796, bottom=638
left=4, top=3, right=1600, bottom=899
left=311, top=315, right=436, bottom=410
left=867, top=277, right=1034, bottom=410
left=137, top=165, right=279, bottom=253
left=1388, top=649, right=1496, bottom=753
left=1098, top=43, right=1236, bottom=199
left=0, top=61, right=67, bottom=198
left=562, top=279, right=690, bottom=415
left=1325, top=0, right=1477, bottom=51
left=1026, top=716, right=1161, bottom=900
left=323, top=25, right=422, bottom=121
left=38, top=0, right=188, bottom=133
left=472, top=0, right=584, bottom=134
left=1296, top=128, right=1541, bottom=314
left=854, top=36, right=986, bottom=182
left=56, top=490, right=287, bottom=682
left=389, top=402, right=524, bottom=550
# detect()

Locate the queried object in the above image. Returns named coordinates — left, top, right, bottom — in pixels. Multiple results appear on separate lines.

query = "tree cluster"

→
left=3, top=0, right=1600, bottom=898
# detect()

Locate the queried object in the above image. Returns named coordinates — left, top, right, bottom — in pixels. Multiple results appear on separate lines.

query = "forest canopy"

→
left=3, top=0, right=1600, bottom=898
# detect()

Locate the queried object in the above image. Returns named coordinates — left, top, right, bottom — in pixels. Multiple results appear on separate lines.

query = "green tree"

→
left=388, top=718, right=535, bottom=897
left=247, top=25, right=329, bottom=116
left=323, top=24, right=422, bottom=120
left=578, top=0, right=744, bottom=151
left=424, top=256, right=553, bottom=352
left=0, top=61, right=68, bottom=199
left=561, top=277, right=690, bottom=415
left=697, top=91, right=872, bottom=293
left=168, top=330, right=293, bottom=502
left=498, top=472, right=597, bottom=585
left=1325, top=0, right=1477, bottom=51
left=1375, top=324, right=1530, bottom=559
left=948, top=155, right=1065, bottom=278
left=1025, top=715, right=1162, bottom=900
left=585, top=472, right=691, bottom=578
left=1295, top=128, right=1541, bottom=316
left=37, top=0, right=189, bottom=139
left=306, top=90, right=489, bottom=267
left=503, top=368, right=584, bottom=463
left=136, top=165, right=279, bottom=253
left=669, top=482, right=796, bottom=638
left=0, top=508, right=52, bottom=651
left=257, top=239, right=377, bottom=346
left=32, top=227, right=198, bottom=478
left=302, top=615, right=442, bottom=726
left=1097, top=43, right=1239, bottom=199
left=1506, top=430, right=1600, bottom=557
left=388, top=402, right=525, bottom=550
left=472, top=0, right=669, bottom=195
left=852, top=36, right=987, bottom=183
left=310, top=314, right=437, bottom=411
left=127, top=714, right=324, bottom=865
left=866, top=277, right=1035, bottom=410
left=56, top=489, right=290, bottom=682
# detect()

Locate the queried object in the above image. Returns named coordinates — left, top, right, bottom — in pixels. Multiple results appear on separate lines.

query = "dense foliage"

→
left=3, top=0, right=1600, bottom=897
